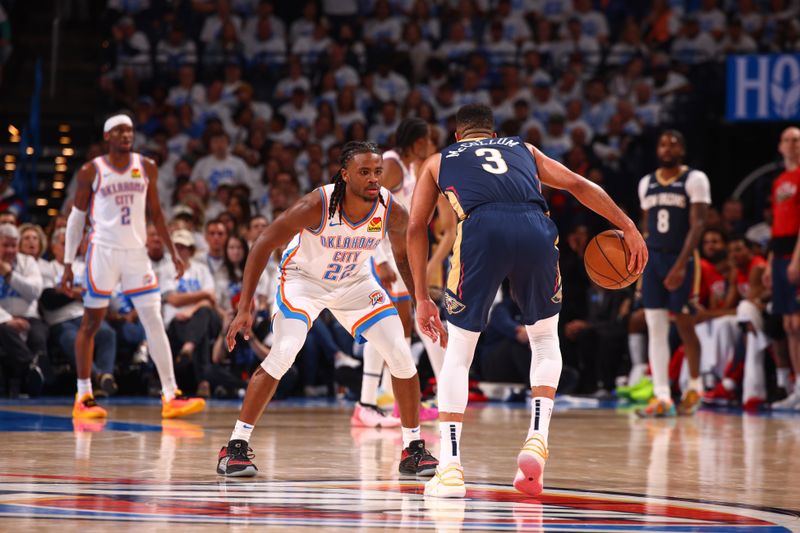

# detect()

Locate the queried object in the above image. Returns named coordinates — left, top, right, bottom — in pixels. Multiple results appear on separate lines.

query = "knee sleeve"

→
left=359, top=315, right=416, bottom=379
left=525, top=313, right=563, bottom=389
left=260, top=316, right=308, bottom=380
left=437, top=323, right=480, bottom=414
left=644, top=308, right=671, bottom=401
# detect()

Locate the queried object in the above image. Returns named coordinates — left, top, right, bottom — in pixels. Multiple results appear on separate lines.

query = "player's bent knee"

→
left=527, top=314, right=562, bottom=389
left=384, top=336, right=417, bottom=379
left=260, top=334, right=304, bottom=380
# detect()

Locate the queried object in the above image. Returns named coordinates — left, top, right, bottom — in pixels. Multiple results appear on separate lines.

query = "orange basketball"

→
left=583, top=229, right=640, bottom=290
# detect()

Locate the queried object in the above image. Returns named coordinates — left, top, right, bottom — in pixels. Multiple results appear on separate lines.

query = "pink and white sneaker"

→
left=513, top=434, right=549, bottom=497
left=393, top=400, right=439, bottom=422
left=351, top=402, right=402, bottom=428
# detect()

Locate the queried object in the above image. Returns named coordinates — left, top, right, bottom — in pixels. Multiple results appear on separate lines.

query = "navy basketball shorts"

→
left=641, top=249, right=700, bottom=314
left=772, top=255, right=800, bottom=315
left=443, top=204, right=562, bottom=332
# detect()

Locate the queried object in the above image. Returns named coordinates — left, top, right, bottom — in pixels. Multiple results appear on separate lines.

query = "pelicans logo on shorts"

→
left=444, top=293, right=466, bottom=315
left=369, top=290, right=385, bottom=306
left=367, top=217, right=382, bottom=233
left=131, top=168, right=142, bottom=178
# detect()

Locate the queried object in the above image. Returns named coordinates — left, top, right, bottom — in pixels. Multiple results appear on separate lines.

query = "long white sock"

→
left=230, top=419, right=254, bottom=443
left=628, top=332, right=648, bottom=383
left=776, top=367, right=790, bottom=389
left=417, top=319, right=446, bottom=378
left=360, top=342, right=383, bottom=405
left=644, top=309, right=672, bottom=402
left=77, top=378, right=92, bottom=398
left=438, top=421, right=462, bottom=465
left=526, top=397, right=554, bottom=445
left=135, top=303, right=178, bottom=401
left=402, top=425, right=421, bottom=448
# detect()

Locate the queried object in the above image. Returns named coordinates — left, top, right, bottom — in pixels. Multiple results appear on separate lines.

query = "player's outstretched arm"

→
left=61, top=162, right=95, bottom=292
left=529, top=144, right=648, bottom=274
left=386, top=201, right=416, bottom=304
left=143, top=158, right=184, bottom=279
left=408, top=153, right=447, bottom=346
left=226, top=190, right=323, bottom=350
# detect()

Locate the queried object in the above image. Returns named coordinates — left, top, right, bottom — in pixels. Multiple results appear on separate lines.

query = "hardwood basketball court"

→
left=0, top=398, right=798, bottom=531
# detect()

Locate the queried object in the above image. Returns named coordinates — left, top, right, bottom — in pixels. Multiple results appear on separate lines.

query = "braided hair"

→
left=395, top=118, right=429, bottom=152
left=328, top=141, right=384, bottom=222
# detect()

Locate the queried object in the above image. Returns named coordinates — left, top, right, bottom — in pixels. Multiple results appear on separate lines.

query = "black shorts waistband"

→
left=469, top=202, right=546, bottom=214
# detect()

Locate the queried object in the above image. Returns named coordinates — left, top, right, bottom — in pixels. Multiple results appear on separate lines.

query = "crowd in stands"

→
left=1, top=0, right=799, bottom=410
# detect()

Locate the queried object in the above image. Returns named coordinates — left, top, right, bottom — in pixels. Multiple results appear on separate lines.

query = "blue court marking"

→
left=0, top=410, right=162, bottom=432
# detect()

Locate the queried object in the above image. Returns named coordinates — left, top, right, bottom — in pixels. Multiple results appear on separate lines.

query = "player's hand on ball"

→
left=60, top=264, right=74, bottom=292
left=622, top=228, right=648, bottom=275
left=226, top=309, right=254, bottom=351
left=416, top=298, right=447, bottom=348
left=173, top=255, right=186, bottom=279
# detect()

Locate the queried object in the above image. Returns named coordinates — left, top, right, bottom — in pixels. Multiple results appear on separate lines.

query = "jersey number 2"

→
left=121, top=206, right=131, bottom=225
left=323, top=262, right=356, bottom=281
left=475, top=148, right=508, bottom=174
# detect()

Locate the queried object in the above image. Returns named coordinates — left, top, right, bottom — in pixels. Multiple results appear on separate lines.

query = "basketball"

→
left=583, top=230, right=640, bottom=290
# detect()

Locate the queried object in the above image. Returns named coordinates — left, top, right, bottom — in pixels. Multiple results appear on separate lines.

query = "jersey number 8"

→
left=475, top=148, right=509, bottom=174
left=656, top=209, right=669, bottom=233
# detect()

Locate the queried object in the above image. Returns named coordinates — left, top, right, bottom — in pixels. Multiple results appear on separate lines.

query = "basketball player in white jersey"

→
left=217, top=141, right=446, bottom=478
left=62, top=115, right=206, bottom=419
left=353, top=118, right=457, bottom=428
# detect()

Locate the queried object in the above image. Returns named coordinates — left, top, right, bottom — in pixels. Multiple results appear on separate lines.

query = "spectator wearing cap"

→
left=671, top=15, right=717, bottom=66
left=0, top=223, right=46, bottom=396
left=162, top=229, right=222, bottom=398
left=191, top=131, right=251, bottom=193
left=530, top=73, right=566, bottom=125
left=155, top=25, right=198, bottom=74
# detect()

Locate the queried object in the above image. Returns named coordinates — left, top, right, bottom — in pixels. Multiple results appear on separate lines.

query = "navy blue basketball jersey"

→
left=638, top=167, right=711, bottom=253
left=438, top=136, right=549, bottom=219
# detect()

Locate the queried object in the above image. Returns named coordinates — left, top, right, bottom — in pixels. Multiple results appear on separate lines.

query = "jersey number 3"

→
left=475, top=148, right=508, bottom=174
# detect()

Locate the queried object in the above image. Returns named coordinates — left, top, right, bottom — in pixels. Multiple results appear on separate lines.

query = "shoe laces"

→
left=82, top=396, right=99, bottom=408
left=229, top=442, right=255, bottom=461
left=363, top=403, right=390, bottom=417
left=409, top=440, right=435, bottom=462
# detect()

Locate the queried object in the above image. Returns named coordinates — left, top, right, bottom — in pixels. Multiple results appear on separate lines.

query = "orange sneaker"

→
left=678, top=390, right=702, bottom=416
left=72, top=393, right=108, bottom=419
left=162, top=390, right=206, bottom=419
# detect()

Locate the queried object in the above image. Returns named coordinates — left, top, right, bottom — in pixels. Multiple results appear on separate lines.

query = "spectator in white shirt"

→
left=191, top=131, right=251, bottom=193
left=200, top=0, right=243, bottom=45
left=156, top=25, right=197, bottom=74
left=328, top=44, right=360, bottom=88
left=290, top=1, right=319, bottom=42
left=565, top=98, right=594, bottom=143
left=583, top=77, right=616, bottom=135
left=718, top=18, right=758, bottom=57
left=291, top=22, right=332, bottom=69
left=483, top=20, right=518, bottom=71
left=574, top=0, right=609, bottom=45
left=364, top=0, right=404, bottom=48
left=541, top=115, right=572, bottom=162
left=0, top=223, right=45, bottom=395
left=278, top=87, right=318, bottom=131
left=274, top=58, right=312, bottom=101
left=409, top=0, right=440, bottom=42
left=245, top=17, right=287, bottom=72
left=110, top=16, right=152, bottom=79
left=373, top=63, right=410, bottom=103
left=438, top=21, right=477, bottom=64
left=697, top=0, right=726, bottom=40
left=530, top=75, right=566, bottom=125
left=167, top=65, right=205, bottom=114
left=242, top=0, right=285, bottom=42
left=633, top=81, right=663, bottom=128
left=532, top=0, right=570, bottom=23
left=368, top=101, right=401, bottom=146
left=234, top=83, right=272, bottom=122
left=738, top=0, right=764, bottom=38
left=489, top=0, right=532, bottom=45
left=671, top=16, right=717, bottom=65
left=162, top=229, right=222, bottom=398
left=554, top=17, right=601, bottom=72
left=607, top=20, right=649, bottom=67
left=456, top=69, right=490, bottom=107
left=397, top=23, right=433, bottom=83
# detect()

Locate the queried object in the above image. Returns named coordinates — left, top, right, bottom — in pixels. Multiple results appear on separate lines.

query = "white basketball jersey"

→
left=89, top=153, right=149, bottom=249
left=279, top=184, right=393, bottom=284
left=383, top=150, right=415, bottom=210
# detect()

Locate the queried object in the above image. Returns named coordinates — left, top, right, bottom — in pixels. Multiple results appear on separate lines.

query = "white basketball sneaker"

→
left=772, top=390, right=800, bottom=411
left=514, top=434, right=548, bottom=496
left=424, top=463, right=466, bottom=498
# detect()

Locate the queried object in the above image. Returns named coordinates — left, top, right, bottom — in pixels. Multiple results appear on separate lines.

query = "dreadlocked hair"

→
left=328, top=141, right=384, bottom=222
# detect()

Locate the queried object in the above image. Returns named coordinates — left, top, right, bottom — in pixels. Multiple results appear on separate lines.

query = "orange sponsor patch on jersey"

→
left=131, top=168, right=142, bottom=178
left=367, top=217, right=382, bottom=232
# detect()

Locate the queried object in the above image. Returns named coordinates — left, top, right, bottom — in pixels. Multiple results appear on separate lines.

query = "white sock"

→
left=230, top=419, right=254, bottom=443
left=360, top=342, right=383, bottom=405
left=135, top=303, right=178, bottom=401
left=402, top=425, right=421, bottom=448
left=381, top=365, right=394, bottom=397
left=644, top=309, right=671, bottom=402
left=77, top=378, right=92, bottom=398
left=438, top=421, right=462, bottom=465
left=628, top=333, right=647, bottom=383
left=527, top=397, right=554, bottom=445
left=776, top=367, right=790, bottom=389
left=687, top=377, right=703, bottom=393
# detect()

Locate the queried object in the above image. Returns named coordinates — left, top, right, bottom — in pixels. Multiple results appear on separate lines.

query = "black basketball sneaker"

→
left=399, top=439, right=438, bottom=477
left=216, top=439, right=258, bottom=477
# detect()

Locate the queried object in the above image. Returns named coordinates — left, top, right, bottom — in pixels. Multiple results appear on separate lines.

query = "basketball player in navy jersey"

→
left=408, top=104, right=647, bottom=497
left=636, top=130, right=711, bottom=417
